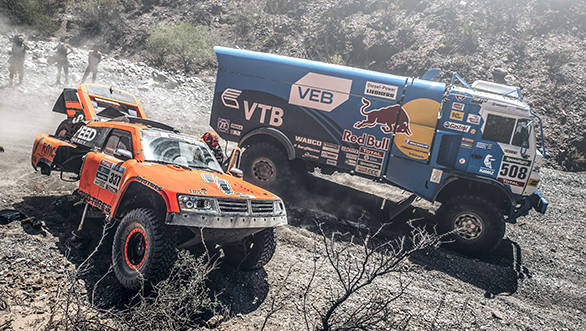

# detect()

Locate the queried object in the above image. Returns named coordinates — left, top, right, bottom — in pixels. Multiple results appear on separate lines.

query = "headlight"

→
left=177, top=194, right=218, bottom=213
left=273, top=200, right=285, bottom=215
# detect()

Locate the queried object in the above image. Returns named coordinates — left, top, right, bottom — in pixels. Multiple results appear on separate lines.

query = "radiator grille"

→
left=217, top=199, right=248, bottom=213
left=251, top=201, right=274, bottom=214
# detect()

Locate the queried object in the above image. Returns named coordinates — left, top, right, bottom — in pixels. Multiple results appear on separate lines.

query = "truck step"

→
left=388, top=194, right=417, bottom=221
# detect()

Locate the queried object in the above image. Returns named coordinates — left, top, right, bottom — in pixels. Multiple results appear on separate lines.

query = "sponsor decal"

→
left=462, top=137, right=474, bottom=142
left=476, top=142, right=492, bottom=150
left=452, top=102, right=465, bottom=111
left=345, top=159, right=357, bottom=167
left=320, top=150, right=339, bottom=160
left=189, top=188, right=208, bottom=195
left=467, top=114, right=481, bottom=125
left=460, top=137, right=474, bottom=149
left=345, top=153, right=358, bottom=160
left=236, top=193, right=256, bottom=199
left=342, top=130, right=390, bottom=151
left=359, top=146, right=385, bottom=158
left=443, top=121, right=471, bottom=133
left=94, top=159, right=125, bottom=193
left=40, top=141, right=57, bottom=159
left=136, top=175, right=162, bottom=191
left=230, top=123, right=243, bottom=130
left=405, top=138, right=430, bottom=150
left=295, top=136, right=322, bottom=147
left=215, top=177, right=233, bottom=195
left=504, top=149, right=519, bottom=155
left=430, top=169, right=443, bottom=184
left=86, top=195, right=111, bottom=214
left=75, top=126, right=97, bottom=142
left=322, top=142, right=340, bottom=153
left=289, top=72, right=352, bottom=112
left=201, top=173, right=215, bottom=183
left=326, top=159, right=337, bottom=166
left=295, top=144, right=321, bottom=154
left=229, top=129, right=241, bottom=136
left=341, top=146, right=359, bottom=154
left=503, top=156, right=531, bottom=167
left=221, top=88, right=242, bottom=109
left=484, top=154, right=495, bottom=169
left=302, top=152, right=319, bottom=160
left=357, top=159, right=381, bottom=170
left=527, top=178, right=539, bottom=187
left=217, top=118, right=230, bottom=133
left=364, top=81, right=398, bottom=100
left=359, top=153, right=383, bottom=164
left=449, top=110, right=464, bottom=121
left=461, top=142, right=473, bottom=149
left=454, top=94, right=466, bottom=102
left=243, top=100, right=284, bottom=127
left=471, top=97, right=488, bottom=104
left=479, top=168, right=495, bottom=176
left=355, top=165, right=381, bottom=177
left=498, top=177, right=525, bottom=187
left=459, top=158, right=466, bottom=164
left=354, top=98, right=412, bottom=136
left=470, top=128, right=476, bottom=135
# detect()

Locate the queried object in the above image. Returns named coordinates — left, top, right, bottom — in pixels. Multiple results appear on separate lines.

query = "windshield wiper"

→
left=145, top=159, right=192, bottom=170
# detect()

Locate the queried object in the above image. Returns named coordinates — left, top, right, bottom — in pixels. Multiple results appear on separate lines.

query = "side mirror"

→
left=114, top=148, right=133, bottom=160
left=229, top=167, right=243, bottom=178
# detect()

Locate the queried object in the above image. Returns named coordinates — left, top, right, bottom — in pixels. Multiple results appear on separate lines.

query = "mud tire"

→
left=241, top=142, right=293, bottom=192
left=436, top=196, right=505, bottom=256
left=112, top=208, right=176, bottom=290
left=223, top=228, right=277, bottom=270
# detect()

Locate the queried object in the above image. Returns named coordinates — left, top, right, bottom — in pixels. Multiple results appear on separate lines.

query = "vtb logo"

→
left=353, top=98, right=412, bottom=136
left=221, top=88, right=284, bottom=127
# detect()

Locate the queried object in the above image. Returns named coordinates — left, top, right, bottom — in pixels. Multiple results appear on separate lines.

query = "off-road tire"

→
left=223, top=228, right=277, bottom=270
left=436, top=196, right=505, bottom=256
left=241, top=142, right=293, bottom=192
left=112, top=208, right=176, bottom=290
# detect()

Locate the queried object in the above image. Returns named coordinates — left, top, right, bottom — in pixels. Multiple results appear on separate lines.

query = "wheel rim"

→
left=251, top=157, right=276, bottom=183
left=124, top=228, right=148, bottom=269
left=453, top=212, right=484, bottom=240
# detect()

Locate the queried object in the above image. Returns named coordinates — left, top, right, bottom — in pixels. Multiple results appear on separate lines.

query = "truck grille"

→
left=217, top=199, right=248, bottom=213
left=251, top=201, right=274, bottom=214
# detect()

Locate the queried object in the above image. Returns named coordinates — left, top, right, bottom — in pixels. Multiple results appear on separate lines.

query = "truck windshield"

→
left=141, top=130, right=223, bottom=173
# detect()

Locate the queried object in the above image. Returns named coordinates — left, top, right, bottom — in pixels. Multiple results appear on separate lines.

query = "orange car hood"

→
left=132, top=163, right=279, bottom=200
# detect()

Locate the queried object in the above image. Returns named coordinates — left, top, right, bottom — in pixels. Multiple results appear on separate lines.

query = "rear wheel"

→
left=112, top=208, right=176, bottom=290
left=436, top=196, right=505, bottom=256
left=222, top=228, right=277, bottom=270
left=241, top=142, right=294, bottom=193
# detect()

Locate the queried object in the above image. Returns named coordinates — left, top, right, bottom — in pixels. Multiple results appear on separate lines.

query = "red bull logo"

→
left=353, top=98, right=412, bottom=136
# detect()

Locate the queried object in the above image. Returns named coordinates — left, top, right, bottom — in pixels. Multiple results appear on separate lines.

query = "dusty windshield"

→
left=141, top=130, right=223, bottom=172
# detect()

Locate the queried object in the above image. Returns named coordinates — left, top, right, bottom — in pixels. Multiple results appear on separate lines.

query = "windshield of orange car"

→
left=141, top=130, right=223, bottom=173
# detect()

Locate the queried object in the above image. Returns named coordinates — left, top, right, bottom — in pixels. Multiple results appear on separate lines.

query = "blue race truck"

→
left=209, top=47, right=548, bottom=255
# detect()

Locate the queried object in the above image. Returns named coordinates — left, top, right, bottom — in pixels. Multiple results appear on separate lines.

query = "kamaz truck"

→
left=210, top=47, right=548, bottom=255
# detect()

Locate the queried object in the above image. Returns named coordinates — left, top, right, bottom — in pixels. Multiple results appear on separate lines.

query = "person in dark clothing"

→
left=54, top=41, right=72, bottom=84
left=8, top=35, right=27, bottom=87
left=82, top=46, right=102, bottom=82
left=201, top=130, right=224, bottom=164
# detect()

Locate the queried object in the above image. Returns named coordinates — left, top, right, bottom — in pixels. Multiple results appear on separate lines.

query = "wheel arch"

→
left=112, top=180, right=169, bottom=219
left=239, top=127, right=295, bottom=160
left=434, top=175, right=514, bottom=214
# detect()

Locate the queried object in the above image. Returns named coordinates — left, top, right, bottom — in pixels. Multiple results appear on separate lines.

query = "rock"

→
left=206, top=315, right=224, bottom=328
left=491, top=311, right=504, bottom=320
left=492, top=67, right=508, bottom=83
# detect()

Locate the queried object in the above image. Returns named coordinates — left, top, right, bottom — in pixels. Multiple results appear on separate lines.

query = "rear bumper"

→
left=166, top=212, right=287, bottom=229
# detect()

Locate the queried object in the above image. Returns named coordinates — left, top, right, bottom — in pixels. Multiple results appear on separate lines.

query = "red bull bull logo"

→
left=353, top=98, right=412, bottom=136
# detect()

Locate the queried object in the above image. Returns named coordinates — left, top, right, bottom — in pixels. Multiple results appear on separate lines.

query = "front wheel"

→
left=436, top=196, right=505, bottom=256
left=112, top=208, right=176, bottom=290
left=222, top=228, right=277, bottom=270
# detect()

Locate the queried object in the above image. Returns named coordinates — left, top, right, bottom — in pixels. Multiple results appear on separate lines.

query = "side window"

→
left=482, top=114, right=516, bottom=144
left=511, top=119, right=530, bottom=147
left=103, top=130, right=133, bottom=157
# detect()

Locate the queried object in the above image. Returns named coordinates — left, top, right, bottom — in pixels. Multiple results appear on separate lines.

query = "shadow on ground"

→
left=280, top=173, right=529, bottom=296
left=9, top=194, right=270, bottom=319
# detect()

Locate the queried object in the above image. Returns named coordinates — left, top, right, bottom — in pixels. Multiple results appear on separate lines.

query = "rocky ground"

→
left=0, top=32, right=585, bottom=329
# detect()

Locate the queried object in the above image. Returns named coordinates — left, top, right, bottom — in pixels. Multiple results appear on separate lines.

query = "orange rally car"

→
left=31, top=84, right=287, bottom=290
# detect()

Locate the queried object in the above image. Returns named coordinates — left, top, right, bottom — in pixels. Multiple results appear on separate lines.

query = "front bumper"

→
left=166, top=212, right=288, bottom=229
left=512, top=189, right=548, bottom=219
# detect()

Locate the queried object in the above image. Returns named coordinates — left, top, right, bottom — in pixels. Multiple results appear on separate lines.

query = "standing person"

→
left=54, top=39, right=72, bottom=85
left=82, top=46, right=102, bottom=83
left=8, top=35, right=27, bottom=87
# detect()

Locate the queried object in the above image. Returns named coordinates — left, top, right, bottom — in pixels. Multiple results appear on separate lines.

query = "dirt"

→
left=0, top=50, right=585, bottom=329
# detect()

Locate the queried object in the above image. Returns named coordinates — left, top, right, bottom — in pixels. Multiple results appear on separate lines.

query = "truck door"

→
left=468, top=111, right=535, bottom=195
left=79, top=129, right=133, bottom=214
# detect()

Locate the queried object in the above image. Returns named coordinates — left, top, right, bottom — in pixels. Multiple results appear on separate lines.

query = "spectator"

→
left=54, top=39, right=72, bottom=85
left=8, top=35, right=27, bottom=87
left=82, top=46, right=102, bottom=83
